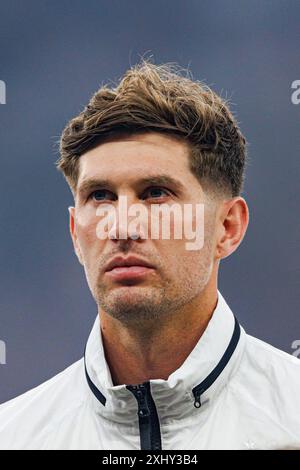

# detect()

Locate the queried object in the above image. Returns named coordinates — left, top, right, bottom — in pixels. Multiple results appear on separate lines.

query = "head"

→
left=56, top=60, right=249, bottom=328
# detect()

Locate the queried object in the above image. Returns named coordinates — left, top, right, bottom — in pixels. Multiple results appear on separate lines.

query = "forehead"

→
left=77, top=133, right=194, bottom=186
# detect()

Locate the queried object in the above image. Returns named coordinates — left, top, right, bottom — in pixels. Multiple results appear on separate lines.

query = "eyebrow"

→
left=77, top=174, right=186, bottom=198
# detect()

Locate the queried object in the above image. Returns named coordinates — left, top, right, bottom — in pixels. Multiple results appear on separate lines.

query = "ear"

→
left=68, top=206, right=84, bottom=266
left=215, top=197, right=249, bottom=260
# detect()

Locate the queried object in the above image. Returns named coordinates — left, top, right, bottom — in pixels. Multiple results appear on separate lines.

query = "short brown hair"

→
left=57, top=59, right=247, bottom=197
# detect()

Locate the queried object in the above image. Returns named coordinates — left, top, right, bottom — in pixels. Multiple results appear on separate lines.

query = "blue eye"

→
left=89, top=190, right=114, bottom=201
left=143, top=187, right=169, bottom=199
left=88, top=187, right=170, bottom=203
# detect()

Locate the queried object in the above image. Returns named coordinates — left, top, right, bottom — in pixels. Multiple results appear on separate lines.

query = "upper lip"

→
left=104, top=256, right=155, bottom=272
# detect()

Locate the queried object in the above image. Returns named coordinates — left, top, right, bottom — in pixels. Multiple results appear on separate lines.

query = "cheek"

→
left=166, top=204, right=205, bottom=242
left=157, top=238, right=196, bottom=270
left=160, top=226, right=213, bottom=274
left=76, top=210, right=103, bottom=254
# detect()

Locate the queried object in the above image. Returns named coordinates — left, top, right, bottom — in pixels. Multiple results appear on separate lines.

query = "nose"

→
left=106, top=195, right=148, bottom=241
left=108, top=218, right=145, bottom=241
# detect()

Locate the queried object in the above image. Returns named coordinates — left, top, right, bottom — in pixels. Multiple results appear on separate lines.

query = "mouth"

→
left=104, top=256, right=156, bottom=282
left=105, top=265, right=155, bottom=281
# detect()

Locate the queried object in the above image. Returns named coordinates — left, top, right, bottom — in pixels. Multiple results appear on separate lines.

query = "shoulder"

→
left=0, top=358, right=87, bottom=449
left=229, top=331, right=300, bottom=443
left=244, top=333, right=300, bottom=384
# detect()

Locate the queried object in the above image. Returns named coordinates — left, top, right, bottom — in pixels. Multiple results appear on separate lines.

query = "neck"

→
left=99, top=284, right=218, bottom=386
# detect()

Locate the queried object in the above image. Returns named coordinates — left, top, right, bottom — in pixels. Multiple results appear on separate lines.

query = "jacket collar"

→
left=84, top=290, right=246, bottom=424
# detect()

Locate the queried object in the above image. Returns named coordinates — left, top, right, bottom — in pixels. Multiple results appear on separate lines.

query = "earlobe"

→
left=68, top=206, right=75, bottom=237
left=68, top=206, right=84, bottom=266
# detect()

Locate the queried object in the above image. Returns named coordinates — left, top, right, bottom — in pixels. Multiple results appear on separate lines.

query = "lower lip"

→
left=105, top=265, right=155, bottom=281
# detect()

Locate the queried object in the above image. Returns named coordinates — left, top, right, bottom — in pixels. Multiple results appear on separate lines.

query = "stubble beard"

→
left=93, top=257, right=213, bottom=332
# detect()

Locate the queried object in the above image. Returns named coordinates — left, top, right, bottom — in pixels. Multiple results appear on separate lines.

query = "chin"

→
left=110, top=285, right=154, bottom=301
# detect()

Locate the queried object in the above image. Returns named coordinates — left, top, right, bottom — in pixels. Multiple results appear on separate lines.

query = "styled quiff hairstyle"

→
left=57, top=59, right=247, bottom=197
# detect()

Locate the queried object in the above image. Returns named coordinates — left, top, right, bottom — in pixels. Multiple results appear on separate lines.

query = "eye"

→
left=88, top=189, right=116, bottom=202
left=142, top=187, right=170, bottom=200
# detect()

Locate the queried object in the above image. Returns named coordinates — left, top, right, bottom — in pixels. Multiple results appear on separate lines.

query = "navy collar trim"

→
left=192, top=315, right=241, bottom=407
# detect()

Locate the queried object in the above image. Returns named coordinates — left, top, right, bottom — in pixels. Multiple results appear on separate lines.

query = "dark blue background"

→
left=0, top=0, right=299, bottom=403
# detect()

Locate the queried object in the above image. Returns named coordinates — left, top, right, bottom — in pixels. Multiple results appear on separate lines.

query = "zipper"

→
left=126, top=382, right=162, bottom=450
left=84, top=315, right=241, bottom=446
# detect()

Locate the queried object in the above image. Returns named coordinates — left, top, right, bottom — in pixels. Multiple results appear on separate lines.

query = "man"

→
left=0, top=60, right=299, bottom=450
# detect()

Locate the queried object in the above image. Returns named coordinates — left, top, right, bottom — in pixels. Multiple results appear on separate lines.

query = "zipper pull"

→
left=193, top=389, right=203, bottom=408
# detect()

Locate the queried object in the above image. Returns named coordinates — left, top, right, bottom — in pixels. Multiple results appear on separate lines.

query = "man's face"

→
left=70, top=132, right=219, bottom=327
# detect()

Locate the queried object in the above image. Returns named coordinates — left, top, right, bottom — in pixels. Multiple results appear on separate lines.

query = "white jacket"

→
left=0, top=290, right=299, bottom=450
